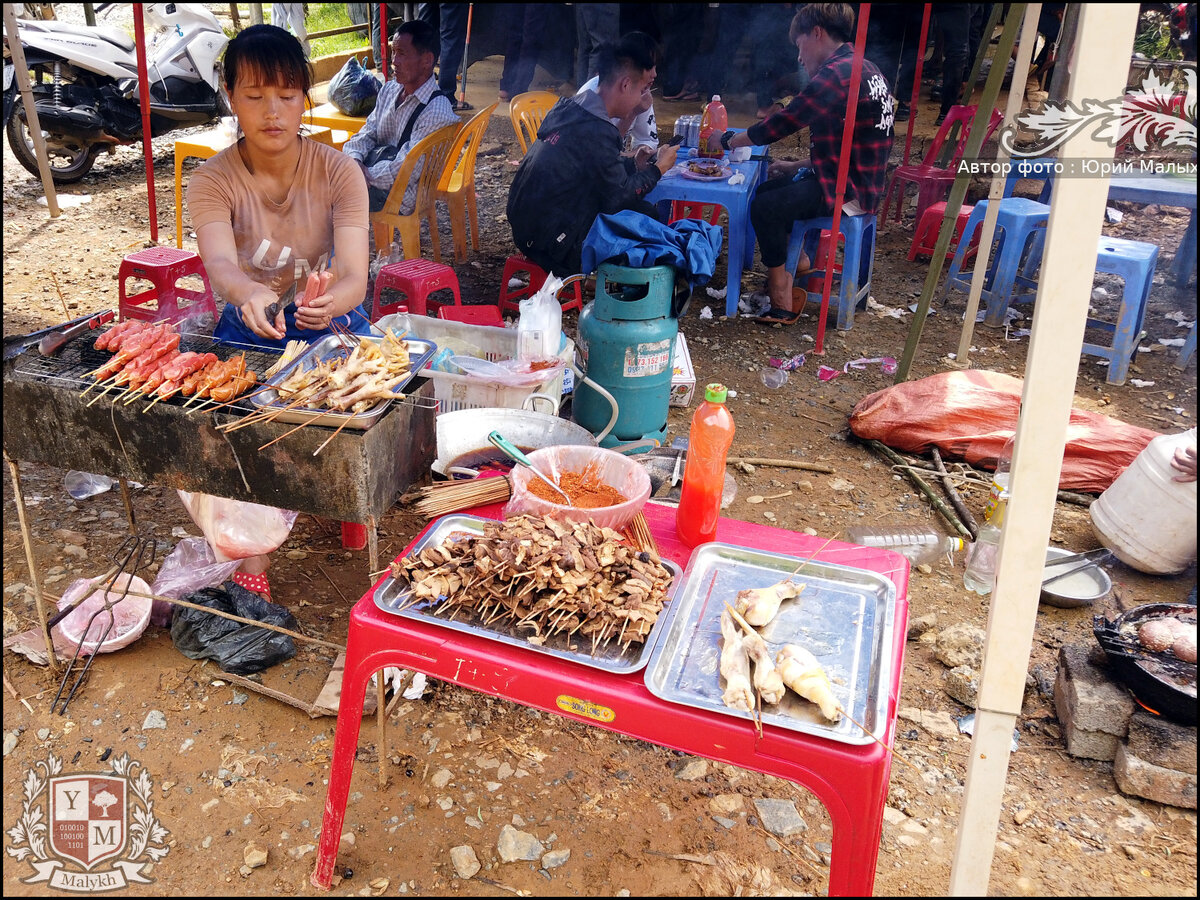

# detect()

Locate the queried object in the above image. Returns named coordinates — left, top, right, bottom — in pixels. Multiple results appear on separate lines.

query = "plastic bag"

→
left=55, top=574, right=152, bottom=655
left=177, top=490, right=298, bottom=561
left=149, top=537, right=243, bottom=628
left=170, top=581, right=299, bottom=675
left=327, top=55, right=380, bottom=117
left=848, top=370, right=1160, bottom=493
left=517, top=275, right=564, bottom=362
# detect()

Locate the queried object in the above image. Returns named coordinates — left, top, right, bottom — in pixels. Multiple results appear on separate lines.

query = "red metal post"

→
left=133, top=6, right=158, bottom=244
left=379, top=3, right=389, bottom=81
left=814, top=4, right=871, bottom=356
left=904, top=5, right=933, bottom=167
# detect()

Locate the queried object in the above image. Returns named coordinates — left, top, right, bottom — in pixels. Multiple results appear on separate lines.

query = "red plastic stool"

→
left=497, top=254, right=583, bottom=316
left=118, top=247, right=216, bottom=324
left=908, top=201, right=979, bottom=261
left=372, top=259, right=461, bottom=320
left=438, top=304, right=504, bottom=327
left=669, top=200, right=723, bottom=225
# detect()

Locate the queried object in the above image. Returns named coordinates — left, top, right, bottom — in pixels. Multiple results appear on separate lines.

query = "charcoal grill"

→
left=1093, top=603, right=1197, bottom=725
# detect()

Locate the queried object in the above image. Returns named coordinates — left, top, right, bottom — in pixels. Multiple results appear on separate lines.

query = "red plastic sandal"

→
left=232, top=570, right=272, bottom=603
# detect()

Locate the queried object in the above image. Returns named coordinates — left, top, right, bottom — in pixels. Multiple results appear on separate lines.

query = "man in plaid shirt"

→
left=718, top=4, right=894, bottom=324
left=343, top=20, right=460, bottom=216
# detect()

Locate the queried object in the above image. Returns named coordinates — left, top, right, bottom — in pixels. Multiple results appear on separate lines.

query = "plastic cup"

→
left=64, top=471, right=115, bottom=500
left=760, top=368, right=789, bottom=389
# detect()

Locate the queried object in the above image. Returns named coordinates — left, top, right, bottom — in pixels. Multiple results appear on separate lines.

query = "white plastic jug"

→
left=1089, top=428, right=1197, bottom=574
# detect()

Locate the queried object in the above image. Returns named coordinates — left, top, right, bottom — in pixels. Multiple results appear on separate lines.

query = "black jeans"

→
left=935, top=4, right=973, bottom=115
left=750, top=173, right=829, bottom=269
left=500, top=4, right=545, bottom=96
left=418, top=3, right=471, bottom=96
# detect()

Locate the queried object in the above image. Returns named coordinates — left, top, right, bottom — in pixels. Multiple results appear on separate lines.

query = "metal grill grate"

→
left=12, top=328, right=284, bottom=410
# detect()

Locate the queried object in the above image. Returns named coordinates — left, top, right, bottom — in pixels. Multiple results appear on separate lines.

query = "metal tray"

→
left=250, top=334, right=435, bottom=429
left=373, top=514, right=682, bottom=675
left=643, top=542, right=898, bottom=745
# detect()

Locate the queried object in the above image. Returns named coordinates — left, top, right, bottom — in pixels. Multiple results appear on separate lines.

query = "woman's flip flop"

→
left=754, top=307, right=802, bottom=325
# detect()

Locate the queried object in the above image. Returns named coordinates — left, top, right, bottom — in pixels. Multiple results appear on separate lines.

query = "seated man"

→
left=342, top=19, right=461, bottom=214
left=717, top=3, right=895, bottom=324
left=506, top=32, right=678, bottom=278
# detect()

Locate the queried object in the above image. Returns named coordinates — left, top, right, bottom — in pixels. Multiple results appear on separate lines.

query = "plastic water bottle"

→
left=698, top=94, right=728, bottom=159
left=984, top=435, right=1015, bottom=522
left=676, top=383, right=736, bottom=548
left=964, top=497, right=1007, bottom=595
left=64, top=471, right=115, bottom=500
left=846, top=527, right=965, bottom=566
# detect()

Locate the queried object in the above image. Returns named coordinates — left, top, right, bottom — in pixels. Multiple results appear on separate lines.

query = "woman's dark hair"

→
left=223, top=24, right=313, bottom=98
left=789, top=4, right=855, bottom=44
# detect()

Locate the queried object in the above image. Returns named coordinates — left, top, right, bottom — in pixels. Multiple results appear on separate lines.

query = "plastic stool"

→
left=438, top=304, right=505, bottom=327
left=785, top=213, right=877, bottom=331
left=908, top=202, right=980, bottom=261
left=669, top=200, right=723, bottom=225
left=118, top=247, right=217, bottom=324
left=1080, top=237, right=1158, bottom=385
left=497, top=254, right=583, bottom=316
left=1177, top=320, right=1197, bottom=368
left=371, top=259, right=460, bottom=320
left=941, top=198, right=1050, bottom=327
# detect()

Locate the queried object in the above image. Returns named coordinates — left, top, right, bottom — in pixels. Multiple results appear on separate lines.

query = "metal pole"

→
left=83, top=2, right=95, bottom=26
left=459, top=3, right=474, bottom=108
left=133, top=4, right=158, bottom=244
left=3, top=2, right=60, bottom=217
left=811, top=3, right=871, bottom=356
left=379, top=2, right=388, bottom=80
left=893, top=6, right=1026, bottom=383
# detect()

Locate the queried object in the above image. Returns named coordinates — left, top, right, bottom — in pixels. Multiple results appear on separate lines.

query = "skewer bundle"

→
left=391, top=514, right=674, bottom=655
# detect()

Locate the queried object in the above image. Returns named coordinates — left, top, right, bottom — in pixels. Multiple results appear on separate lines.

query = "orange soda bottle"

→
left=676, top=383, right=736, bottom=547
left=698, top=94, right=728, bottom=159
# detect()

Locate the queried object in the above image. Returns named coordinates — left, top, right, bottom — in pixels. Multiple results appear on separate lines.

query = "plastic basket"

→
left=375, top=313, right=574, bottom=414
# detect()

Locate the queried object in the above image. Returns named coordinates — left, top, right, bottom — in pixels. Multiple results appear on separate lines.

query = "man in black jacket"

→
left=506, top=33, right=679, bottom=277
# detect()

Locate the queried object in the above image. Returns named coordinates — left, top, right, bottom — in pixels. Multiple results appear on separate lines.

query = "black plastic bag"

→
left=170, top=581, right=299, bottom=675
left=328, top=55, right=381, bottom=117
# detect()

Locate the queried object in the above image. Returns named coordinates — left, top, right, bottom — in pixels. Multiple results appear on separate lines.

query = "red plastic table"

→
left=310, top=501, right=910, bottom=895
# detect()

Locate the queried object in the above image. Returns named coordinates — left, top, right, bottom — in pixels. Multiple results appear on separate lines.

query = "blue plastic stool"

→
left=941, top=197, right=1050, bottom=327
left=1080, top=237, right=1158, bottom=385
left=1178, top=320, right=1197, bottom=368
left=785, top=213, right=877, bottom=331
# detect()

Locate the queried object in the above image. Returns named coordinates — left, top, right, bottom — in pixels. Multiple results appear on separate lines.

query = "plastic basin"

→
left=507, top=446, right=650, bottom=531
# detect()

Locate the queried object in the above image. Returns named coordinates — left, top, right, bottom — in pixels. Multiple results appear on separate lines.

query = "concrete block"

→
left=1126, top=709, right=1197, bottom=775
left=1056, top=644, right=1135, bottom=736
left=1114, top=743, right=1198, bottom=810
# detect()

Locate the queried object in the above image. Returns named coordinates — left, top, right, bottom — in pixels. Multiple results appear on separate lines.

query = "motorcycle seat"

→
left=43, top=21, right=136, bottom=54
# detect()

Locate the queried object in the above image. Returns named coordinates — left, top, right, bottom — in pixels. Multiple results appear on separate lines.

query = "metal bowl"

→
left=1040, top=547, right=1112, bottom=608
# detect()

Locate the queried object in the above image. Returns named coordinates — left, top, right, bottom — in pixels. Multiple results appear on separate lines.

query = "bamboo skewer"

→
left=312, top=415, right=354, bottom=456
left=257, top=415, right=317, bottom=451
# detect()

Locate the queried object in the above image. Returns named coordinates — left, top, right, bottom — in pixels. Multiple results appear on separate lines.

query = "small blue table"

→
left=1106, top=173, right=1197, bottom=288
left=648, top=149, right=767, bottom=317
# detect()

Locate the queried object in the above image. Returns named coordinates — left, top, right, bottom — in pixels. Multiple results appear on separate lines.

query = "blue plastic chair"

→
left=786, top=213, right=877, bottom=331
left=940, top=197, right=1051, bottom=326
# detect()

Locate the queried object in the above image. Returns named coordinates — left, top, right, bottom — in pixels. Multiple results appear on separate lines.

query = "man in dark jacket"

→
left=506, top=32, right=679, bottom=277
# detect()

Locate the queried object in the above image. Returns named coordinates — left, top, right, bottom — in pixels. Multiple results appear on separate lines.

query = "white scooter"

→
left=4, top=3, right=229, bottom=183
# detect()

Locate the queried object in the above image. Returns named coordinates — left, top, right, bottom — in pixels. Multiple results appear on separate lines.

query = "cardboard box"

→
left=670, top=332, right=696, bottom=407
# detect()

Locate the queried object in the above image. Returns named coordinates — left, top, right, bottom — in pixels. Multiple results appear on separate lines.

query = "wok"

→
left=1093, top=603, right=1197, bottom=725
left=433, top=408, right=597, bottom=477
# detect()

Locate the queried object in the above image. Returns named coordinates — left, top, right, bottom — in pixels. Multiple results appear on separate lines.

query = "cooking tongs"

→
left=50, top=534, right=157, bottom=717
left=3, top=309, right=115, bottom=361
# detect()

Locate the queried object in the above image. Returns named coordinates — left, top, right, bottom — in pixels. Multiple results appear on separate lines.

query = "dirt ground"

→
left=3, top=22, right=1198, bottom=899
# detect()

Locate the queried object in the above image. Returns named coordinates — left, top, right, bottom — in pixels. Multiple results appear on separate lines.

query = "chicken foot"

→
left=718, top=608, right=755, bottom=713
left=775, top=643, right=842, bottom=722
left=725, top=605, right=786, bottom=705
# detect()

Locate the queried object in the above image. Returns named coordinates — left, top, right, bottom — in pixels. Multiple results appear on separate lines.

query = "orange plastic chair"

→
left=370, top=123, right=460, bottom=261
left=509, top=90, right=558, bottom=154
left=436, top=102, right=499, bottom=263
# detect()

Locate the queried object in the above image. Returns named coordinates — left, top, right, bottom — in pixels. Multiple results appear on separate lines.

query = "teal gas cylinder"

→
left=574, top=263, right=677, bottom=448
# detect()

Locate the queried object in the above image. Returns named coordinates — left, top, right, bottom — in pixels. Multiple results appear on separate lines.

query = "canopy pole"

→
left=902, top=5, right=932, bottom=167
left=812, top=3, right=870, bottom=356
left=133, top=5, right=158, bottom=244
left=3, top=2, right=59, bottom=217
left=893, top=5, right=1026, bottom=383
left=948, top=5, right=1141, bottom=896
left=458, top=3, right=474, bottom=108
left=953, top=6, right=1042, bottom=365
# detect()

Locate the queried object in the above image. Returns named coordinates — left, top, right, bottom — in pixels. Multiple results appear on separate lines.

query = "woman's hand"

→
left=240, top=284, right=286, bottom=340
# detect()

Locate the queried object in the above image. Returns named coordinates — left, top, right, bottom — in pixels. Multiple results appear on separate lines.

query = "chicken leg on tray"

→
left=718, top=608, right=755, bottom=712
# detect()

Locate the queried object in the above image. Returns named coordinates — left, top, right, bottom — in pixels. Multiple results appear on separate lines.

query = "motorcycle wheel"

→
left=6, top=113, right=102, bottom=184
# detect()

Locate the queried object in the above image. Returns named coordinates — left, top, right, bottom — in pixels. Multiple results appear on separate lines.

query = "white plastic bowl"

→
left=507, top=445, right=651, bottom=531
left=57, top=573, right=152, bottom=655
